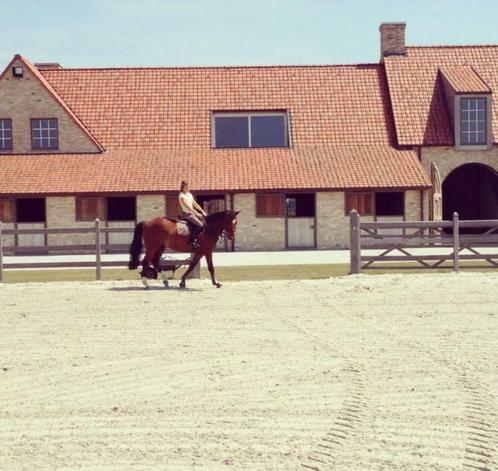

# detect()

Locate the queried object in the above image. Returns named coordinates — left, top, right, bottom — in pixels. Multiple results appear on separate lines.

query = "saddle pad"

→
left=176, top=221, right=190, bottom=237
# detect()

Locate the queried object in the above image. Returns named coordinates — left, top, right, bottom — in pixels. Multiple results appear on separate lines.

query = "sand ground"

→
left=1, top=273, right=497, bottom=470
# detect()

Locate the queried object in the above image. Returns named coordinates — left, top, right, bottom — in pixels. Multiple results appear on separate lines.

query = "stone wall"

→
left=316, top=192, right=376, bottom=249
left=421, top=146, right=498, bottom=181
left=46, top=197, right=93, bottom=246
left=0, top=58, right=100, bottom=154
left=136, top=195, right=165, bottom=221
left=233, top=193, right=285, bottom=251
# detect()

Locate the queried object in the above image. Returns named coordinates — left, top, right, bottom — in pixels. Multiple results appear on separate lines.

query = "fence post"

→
left=95, top=218, right=102, bottom=281
left=0, top=222, right=3, bottom=283
left=453, top=212, right=460, bottom=272
left=350, top=210, right=361, bottom=274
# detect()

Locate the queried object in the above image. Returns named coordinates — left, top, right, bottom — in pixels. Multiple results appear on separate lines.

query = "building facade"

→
left=0, top=23, right=496, bottom=253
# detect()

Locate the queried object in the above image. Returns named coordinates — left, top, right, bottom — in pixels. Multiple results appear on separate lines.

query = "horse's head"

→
left=205, top=210, right=240, bottom=241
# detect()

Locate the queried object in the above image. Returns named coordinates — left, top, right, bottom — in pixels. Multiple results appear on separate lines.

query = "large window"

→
left=460, top=97, right=487, bottom=146
left=375, top=192, right=404, bottom=216
left=0, top=119, right=12, bottom=150
left=31, top=118, right=58, bottom=150
left=256, top=194, right=285, bottom=217
left=16, top=198, right=46, bottom=223
left=213, top=112, right=289, bottom=148
left=107, top=197, right=136, bottom=221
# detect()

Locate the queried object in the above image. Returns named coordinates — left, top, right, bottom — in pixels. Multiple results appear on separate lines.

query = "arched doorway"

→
left=442, top=163, right=498, bottom=232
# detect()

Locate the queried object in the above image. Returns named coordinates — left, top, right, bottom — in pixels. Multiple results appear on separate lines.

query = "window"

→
left=375, top=192, right=404, bottom=216
left=345, top=193, right=373, bottom=216
left=256, top=194, right=285, bottom=217
left=16, top=198, right=46, bottom=223
left=0, top=119, right=12, bottom=150
left=76, top=197, right=105, bottom=221
left=197, top=194, right=226, bottom=214
left=107, top=197, right=136, bottom=221
left=286, top=193, right=315, bottom=217
left=213, top=112, right=288, bottom=148
left=0, top=199, right=14, bottom=222
left=31, top=119, right=58, bottom=150
left=165, top=194, right=181, bottom=217
left=460, top=97, right=487, bottom=145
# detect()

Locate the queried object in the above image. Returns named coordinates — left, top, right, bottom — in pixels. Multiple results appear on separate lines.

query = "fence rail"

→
left=349, top=211, right=498, bottom=274
left=0, top=219, right=197, bottom=282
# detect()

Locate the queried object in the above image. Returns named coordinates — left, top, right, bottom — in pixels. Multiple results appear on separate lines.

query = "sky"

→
left=2, top=0, right=498, bottom=68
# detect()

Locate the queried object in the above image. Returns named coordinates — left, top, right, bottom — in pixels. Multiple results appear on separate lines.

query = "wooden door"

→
left=287, top=218, right=315, bottom=248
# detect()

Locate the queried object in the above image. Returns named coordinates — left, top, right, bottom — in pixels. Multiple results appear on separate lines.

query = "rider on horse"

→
left=179, top=181, right=207, bottom=248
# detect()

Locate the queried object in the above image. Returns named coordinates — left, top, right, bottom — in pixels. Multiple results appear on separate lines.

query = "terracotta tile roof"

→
left=439, top=65, right=491, bottom=93
left=384, top=46, right=498, bottom=146
left=0, top=146, right=430, bottom=195
left=39, top=64, right=396, bottom=150
left=1, top=55, right=104, bottom=151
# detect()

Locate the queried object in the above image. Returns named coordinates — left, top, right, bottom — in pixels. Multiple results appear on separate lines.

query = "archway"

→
left=442, top=163, right=498, bottom=232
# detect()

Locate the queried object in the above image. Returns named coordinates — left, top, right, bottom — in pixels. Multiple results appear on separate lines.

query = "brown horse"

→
left=128, top=210, right=239, bottom=288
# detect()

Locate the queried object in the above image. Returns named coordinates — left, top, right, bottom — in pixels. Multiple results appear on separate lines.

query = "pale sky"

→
left=2, top=0, right=498, bottom=68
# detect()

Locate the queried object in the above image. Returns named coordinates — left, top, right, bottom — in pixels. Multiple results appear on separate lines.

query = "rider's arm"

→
left=193, top=200, right=207, bottom=216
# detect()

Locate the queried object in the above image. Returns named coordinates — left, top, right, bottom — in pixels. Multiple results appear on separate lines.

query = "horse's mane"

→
left=205, top=210, right=232, bottom=225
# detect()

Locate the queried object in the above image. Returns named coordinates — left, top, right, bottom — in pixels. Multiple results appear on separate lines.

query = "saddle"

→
left=165, top=217, right=192, bottom=237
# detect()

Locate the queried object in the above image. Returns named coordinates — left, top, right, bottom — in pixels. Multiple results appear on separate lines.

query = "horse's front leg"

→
left=179, top=252, right=202, bottom=289
left=205, top=252, right=221, bottom=288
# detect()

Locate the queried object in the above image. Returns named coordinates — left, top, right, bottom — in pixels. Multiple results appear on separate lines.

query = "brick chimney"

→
left=379, top=22, right=406, bottom=60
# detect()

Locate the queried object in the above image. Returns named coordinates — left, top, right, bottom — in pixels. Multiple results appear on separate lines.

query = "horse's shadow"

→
left=108, top=285, right=200, bottom=292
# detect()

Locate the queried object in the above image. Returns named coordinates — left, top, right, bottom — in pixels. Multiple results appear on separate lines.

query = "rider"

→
left=179, top=181, right=207, bottom=248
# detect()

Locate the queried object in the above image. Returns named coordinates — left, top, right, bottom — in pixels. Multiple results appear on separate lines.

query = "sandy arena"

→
left=1, top=273, right=498, bottom=470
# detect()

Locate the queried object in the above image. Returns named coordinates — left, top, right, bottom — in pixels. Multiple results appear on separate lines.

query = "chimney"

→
left=379, top=22, right=406, bottom=60
left=34, top=62, right=63, bottom=70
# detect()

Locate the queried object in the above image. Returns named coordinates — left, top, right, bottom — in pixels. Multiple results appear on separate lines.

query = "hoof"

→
left=215, top=283, right=222, bottom=288
left=179, top=280, right=186, bottom=289
left=141, top=277, right=150, bottom=289
left=162, top=279, right=169, bottom=288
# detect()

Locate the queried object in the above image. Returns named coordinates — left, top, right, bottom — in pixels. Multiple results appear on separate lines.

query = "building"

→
left=0, top=23, right=496, bottom=252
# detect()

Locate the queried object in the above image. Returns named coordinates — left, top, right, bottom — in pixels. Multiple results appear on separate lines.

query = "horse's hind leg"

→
left=151, top=246, right=168, bottom=287
left=141, top=247, right=157, bottom=289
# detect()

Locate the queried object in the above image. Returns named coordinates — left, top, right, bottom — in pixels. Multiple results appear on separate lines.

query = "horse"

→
left=128, top=210, right=239, bottom=289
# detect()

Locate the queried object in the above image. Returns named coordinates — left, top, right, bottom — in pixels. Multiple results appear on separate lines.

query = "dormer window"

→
left=460, top=97, right=487, bottom=145
left=212, top=112, right=289, bottom=148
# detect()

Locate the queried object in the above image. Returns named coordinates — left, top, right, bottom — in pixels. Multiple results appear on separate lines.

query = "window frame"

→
left=345, top=192, right=374, bottom=216
left=211, top=111, right=290, bottom=149
left=455, top=94, right=492, bottom=150
left=31, top=118, right=59, bottom=151
left=255, top=193, right=285, bottom=218
left=0, top=119, right=13, bottom=151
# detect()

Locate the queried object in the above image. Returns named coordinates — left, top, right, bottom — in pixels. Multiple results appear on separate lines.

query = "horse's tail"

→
left=128, top=221, right=145, bottom=270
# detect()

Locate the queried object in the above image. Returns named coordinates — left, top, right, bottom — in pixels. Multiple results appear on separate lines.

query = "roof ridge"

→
left=39, top=62, right=382, bottom=72
left=407, top=44, right=498, bottom=49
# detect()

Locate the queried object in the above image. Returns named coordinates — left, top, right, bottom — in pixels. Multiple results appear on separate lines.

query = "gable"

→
left=0, top=55, right=102, bottom=154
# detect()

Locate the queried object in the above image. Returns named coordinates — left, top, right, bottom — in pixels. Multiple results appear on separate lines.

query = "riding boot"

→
left=189, top=226, right=200, bottom=249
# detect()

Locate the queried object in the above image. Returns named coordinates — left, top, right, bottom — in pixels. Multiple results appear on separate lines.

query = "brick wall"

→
left=421, top=146, right=498, bottom=181
left=46, top=197, right=93, bottom=246
left=316, top=192, right=376, bottom=249
left=233, top=193, right=285, bottom=251
left=136, top=195, right=165, bottom=221
left=0, top=58, right=100, bottom=154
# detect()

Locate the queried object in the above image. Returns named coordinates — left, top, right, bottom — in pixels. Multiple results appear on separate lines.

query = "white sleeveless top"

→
left=179, top=191, right=195, bottom=214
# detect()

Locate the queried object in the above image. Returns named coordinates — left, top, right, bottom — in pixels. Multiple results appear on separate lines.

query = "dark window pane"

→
left=251, top=115, right=287, bottom=147
left=375, top=192, right=404, bottom=216
left=215, top=117, right=249, bottom=148
left=16, top=198, right=46, bottom=223
left=286, top=193, right=315, bottom=217
left=107, top=197, right=136, bottom=221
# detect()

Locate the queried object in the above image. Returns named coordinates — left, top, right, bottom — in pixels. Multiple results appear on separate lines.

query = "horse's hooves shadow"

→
left=108, top=285, right=200, bottom=292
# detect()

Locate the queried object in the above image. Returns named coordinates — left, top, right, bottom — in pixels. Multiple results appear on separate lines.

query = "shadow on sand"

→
left=108, top=285, right=201, bottom=292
